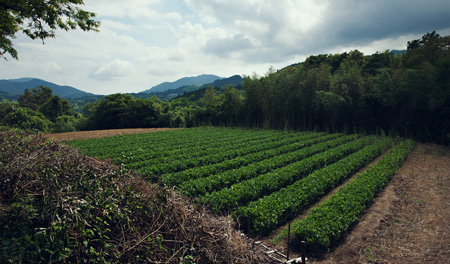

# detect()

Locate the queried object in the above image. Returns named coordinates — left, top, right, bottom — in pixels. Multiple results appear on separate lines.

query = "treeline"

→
left=79, top=85, right=243, bottom=130
left=209, top=31, right=449, bottom=145
left=0, top=86, right=80, bottom=132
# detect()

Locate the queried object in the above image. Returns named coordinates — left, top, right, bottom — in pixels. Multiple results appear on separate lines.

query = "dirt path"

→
left=45, top=128, right=181, bottom=141
left=305, top=143, right=450, bottom=264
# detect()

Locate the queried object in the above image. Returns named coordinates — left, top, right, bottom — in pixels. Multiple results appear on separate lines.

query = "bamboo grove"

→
left=211, top=32, right=449, bottom=145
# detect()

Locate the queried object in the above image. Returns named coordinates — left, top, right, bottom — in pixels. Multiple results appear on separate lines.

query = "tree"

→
left=39, top=95, right=76, bottom=122
left=243, top=74, right=264, bottom=127
left=3, top=107, right=51, bottom=132
left=221, top=86, right=242, bottom=125
left=406, top=32, right=449, bottom=67
left=0, top=99, right=18, bottom=121
left=204, top=86, right=219, bottom=112
left=1, top=0, right=100, bottom=59
left=85, top=94, right=134, bottom=130
left=407, top=31, right=440, bottom=51
left=18, top=86, right=53, bottom=110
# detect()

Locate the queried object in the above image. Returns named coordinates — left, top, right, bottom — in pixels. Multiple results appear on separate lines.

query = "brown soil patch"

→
left=306, top=143, right=450, bottom=264
left=45, top=128, right=181, bottom=141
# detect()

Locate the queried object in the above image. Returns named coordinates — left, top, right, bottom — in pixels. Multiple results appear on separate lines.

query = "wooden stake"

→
left=287, top=221, right=290, bottom=261
left=301, top=241, right=306, bottom=264
left=247, top=210, right=250, bottom=235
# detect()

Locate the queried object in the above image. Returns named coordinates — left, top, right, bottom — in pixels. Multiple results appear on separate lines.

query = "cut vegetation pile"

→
left=0, top=129, right=267, bottom=263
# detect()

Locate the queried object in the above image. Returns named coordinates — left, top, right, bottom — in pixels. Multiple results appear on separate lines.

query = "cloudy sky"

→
left=2, top=0, right=450, bottom=95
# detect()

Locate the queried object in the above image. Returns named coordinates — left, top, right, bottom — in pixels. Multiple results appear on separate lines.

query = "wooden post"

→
left=247, top=210, right=250, bottom=235
left=287, top=221, right=290, bottom=261
left=301, top=241, right=306, bottom=264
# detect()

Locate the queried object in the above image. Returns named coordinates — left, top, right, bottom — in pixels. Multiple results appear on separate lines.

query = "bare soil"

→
left=45, top=128, right=181, bottom=141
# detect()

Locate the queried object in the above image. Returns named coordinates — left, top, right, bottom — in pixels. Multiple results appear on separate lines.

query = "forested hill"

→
left=135, top=75, right=243, bottom=101
left=141, top=74, right=223, bottom=93
left=0, top=78, right=95, bottom=99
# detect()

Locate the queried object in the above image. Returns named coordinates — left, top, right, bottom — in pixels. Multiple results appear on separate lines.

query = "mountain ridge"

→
left=0, top=78, right=96, bottom=99
left=141, top=74, right=223, bottom=93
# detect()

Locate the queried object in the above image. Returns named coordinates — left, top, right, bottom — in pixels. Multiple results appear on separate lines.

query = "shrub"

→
left=2, top=107, right=51, bottom=132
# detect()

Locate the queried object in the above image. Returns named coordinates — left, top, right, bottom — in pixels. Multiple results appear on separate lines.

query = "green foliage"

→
left=0, top=99, right=18, bottom=120
left=3, top=86, right=80, bottom=132
left=39, top=95, right=77, bottom=122
left=167, top=132, right=326, bottom=188
left=1, top=0, right=100, bottom=60
left=227, top=32, right=449, bottom=144
left=291, top=140, right=415, bottom=255
left=201, top=135, right=373, bottom=212
left=52, top=114, right=80, bottom=132
left=177, top=133, right=344, bottom=197
left=237, top=137, right=396, bottom=236
left=18, top=86, right=53, bottom=111
left=81, top=94, right=168, bottom=130
left=3, top=107, right=52, bottom=132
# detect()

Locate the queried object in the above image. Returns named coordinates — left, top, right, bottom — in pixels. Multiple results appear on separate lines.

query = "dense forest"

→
left=236, top=32, right=450, bottom=144
left=0, top=32, right=449, bottom=145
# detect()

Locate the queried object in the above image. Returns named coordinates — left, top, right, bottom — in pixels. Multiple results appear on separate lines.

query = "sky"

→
left=1, top=0, right=450, bottom=95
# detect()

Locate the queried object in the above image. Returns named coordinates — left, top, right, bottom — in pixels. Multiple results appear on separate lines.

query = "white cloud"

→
left=90, top=59, right=134, bottom=81
left=85, top=0, right=161, bottom=18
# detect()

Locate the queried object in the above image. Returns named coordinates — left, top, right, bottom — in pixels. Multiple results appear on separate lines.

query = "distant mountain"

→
left=137, top=75, right=243, bottom=101
left=390, top=50, right=407, bottom=55
left=200, top=75, right=243, bottom=89
left=141, top=74, right=223, bottom=93
left=0, top=78, right=96, bottom=99
left=173, top=75, right=244, bottom=102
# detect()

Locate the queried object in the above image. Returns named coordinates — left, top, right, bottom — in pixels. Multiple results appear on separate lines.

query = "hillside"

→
left=202, top=74, right=243, bottom=89
left=141, top=74, right=223, bottom=93
left=0, top=78, right=96, bottom=99
left=138, top=75, right=243, bottom=101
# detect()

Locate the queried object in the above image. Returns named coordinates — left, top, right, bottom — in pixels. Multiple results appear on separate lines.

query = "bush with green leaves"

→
left=52, top=115, right=81, bottom=133
left=2, top=107, right=51, bottom=132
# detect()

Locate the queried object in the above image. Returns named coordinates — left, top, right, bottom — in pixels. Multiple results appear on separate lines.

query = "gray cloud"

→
left=187, top=0, right=450, bottom=62
left=203, top=34, right=254, bottom=57
left=315, top=0, right=450, bottom=47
